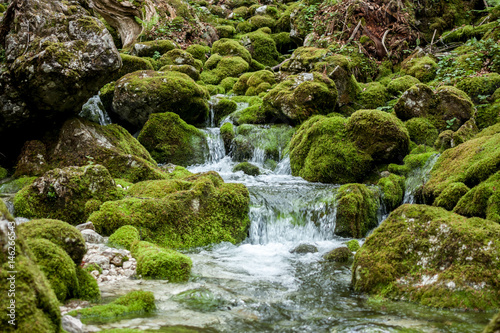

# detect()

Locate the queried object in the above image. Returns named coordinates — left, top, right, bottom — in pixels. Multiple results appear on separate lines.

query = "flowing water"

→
left=80, top=95, right=112, bottom=126
left=93, top=120, right=492, bottom=332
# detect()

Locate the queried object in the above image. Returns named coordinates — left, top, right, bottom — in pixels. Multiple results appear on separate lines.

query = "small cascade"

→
left=275, top=156, right=292, bottom=175
left=201, top=128, right=226, bottom=164
left=403, top=153, right=440, bottom=204
left=79, top=95, right=112, bottom=125
left=249, top=147, right=266, bottom=166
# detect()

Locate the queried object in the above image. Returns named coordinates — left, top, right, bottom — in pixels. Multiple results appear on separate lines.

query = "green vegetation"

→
left=233, top=162, right=260, bottom=176
left=323, top=247, right=352, bottom=262
left=108, top=225, right=141, bottom=250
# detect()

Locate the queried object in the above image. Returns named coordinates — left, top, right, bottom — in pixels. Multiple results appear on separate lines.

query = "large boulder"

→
left=112, top=70, right=209, bottom=131
left=352, top=204, right=500, bottom=310
left=0, top=0, right=121, bottom=147
left=137, top=112, right=208, bottom=166
left=0, top=221, right=62, bottom=332
left=89, top=172, right=250, bottom=249
left=14, top=165, right=123, bottom=225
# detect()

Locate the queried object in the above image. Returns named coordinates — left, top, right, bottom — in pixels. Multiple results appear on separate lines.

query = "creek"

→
left=90, top=98, right=491, bottom=333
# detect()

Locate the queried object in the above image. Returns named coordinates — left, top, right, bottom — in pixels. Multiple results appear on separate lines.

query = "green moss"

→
left=158, top=64, right=200, bottom=81
left=216, top=25, right=236, bottom=38
left=84, top=263, right=103, bottom=274
left=323, top=247, right=352, bottom=262
left=0, top=176, right=37, bottom=194
left=233, top=70, right=275, bottom=96
left=211, top=38, right=252, bottom=64
left=13, top=165, right=124, bottom=225
left=352, top=204, right=500, bottom=310
left=0, top=167, right=7, bottom=179
left=232, top=162, right=260, bottom=176
left=240, top=29, right=280, bottom=67
left=89, top=172, right=251, bottom=249
left=483, top=311, right=500, bottom=333
left=335, top=184, right=379, bottom=238
left=386, top=75, right=420, bottom=96
left=377, top=174, right=405, bottom=211
left=290, top=116, right=372, bottom=184
left=401, top=56, right=438, bottom=83
left=131, top=40, right=178, bottom=57
left=185, top=44, right=210, bottom=64
left=219, top=77, right=238, bottom=92
left=99, top=81, right=115, bottom=112
left=131, top=241, right=192, bottom=281
left=108, top=225, right=141, bottom=250
left=18, top=219, right=86, bottom=264
left=75, top=267, right=100, bottom=301
left=356, top=82, right=389, bottom=109
left=456, top=73, right=500, bottom=103
left=204, top=54, right=222, bottom=70
left=405, top=117, right=439, bottom=146
left=26, top=238, right=78, bottom=302
left=201, top=56, right=250, bottom=85
left=68, top=290, right=155, bottom=324
left=248, top=15, right=276, bottom=30
left=346, top=239, right=361, bottom=252
left=433, top=182, right=470, bottom=211
left=0, top=227, right=62, bottom=332
left=137, top=112, right=207, bottom=166
left=220, top=122, right=235, bottom=153
left=476, top=100, right=500, bottom=130
left=157, top=49, right=201, bottom=71
left=115, top=54, right=154, bottom=80
left=0, top=200, right=13, bottom=221
left=212, top=98, right=237, bottom=125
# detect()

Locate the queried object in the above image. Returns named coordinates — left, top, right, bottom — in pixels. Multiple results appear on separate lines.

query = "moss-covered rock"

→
left=68, top=290, right=155, bottom=324
left=386, top=75, right=421, bottom=96
left=456, top=73, right=500, bottom=104
left=261, top=72, right=338, bottom=124
left=18, top=219, right=86, bottom=264
left=401, top=55, right=438, bottom=82
left=211, top=98, right=238, bottom=125
left=113, top=54, right=154, bottom=81
left=89, top=172, right=250, bottom=249
left=14, top=165, right=123, bottom=225
left=0, top=200, right=13, bottom=222
left=352, top=204, right=500, bottom=310
left=404, top=117, right=439, bottom=146
left=26, top=238, right=78, bottom=302
left=186, top=44, right=211, bottom=64
left=112, top=70, right=209, bottom=131
left=356, top=82, right=389, bottom=110
left=108, top=225, right=141, bottom=250
left=220, top=122, right=235, bottom=154
left=240, top=29, right=280, bottom=67
left=476, top=99, right=500, bottom=130
left=75, top=267, right=100, bottom=301
left=323, top=247, right=352, bottom=262
left=433, top=182, right=470, bottom=211
left=483, top=311, right=500, bottom=333
left=200, top=56, right=250, bottom=85
left=0, top=222, right=62, bottom=332
left=157, top=49, right=202, bottom=72
left=289, top=115, right=373, bottom=184
left=211, top=39, right=252, bottom=64
left=130, top=40, right=178, bottom=58
left=0, top=176, right=37, bottom=194
left=335, top=184, right=379, bottom=238
left=377, top=173, right=405, bottom=211
left=346, top=109, right=410, bottom=164
left=233, top=70, right=276, bottom=96
left=232, top=162, right=260, bottom=176
left=248, top=15, right=276, bottom=30
left=14, top=140, right=50, bottom=177
left=216, top=25, right=236, bottom=38
left=158, top=64, right=200, bottom=81
left=346, top=239, right=361, bottom=252
left=131, top=241, right=192, bottom=281
left=137, top=113, right=207, bottom=166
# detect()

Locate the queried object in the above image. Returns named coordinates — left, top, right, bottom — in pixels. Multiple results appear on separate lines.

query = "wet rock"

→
left=323, top=247, right=352, bottom=262
left=61, top=315, right=83, bottom=333
left=76, top=221, right=95, bottom=231
left=290, top=244, right=318, bottom=254
left=81, top=229, right=105, bottom=244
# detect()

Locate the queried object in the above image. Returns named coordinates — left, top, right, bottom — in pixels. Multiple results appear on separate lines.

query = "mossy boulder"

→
left=386, top=75, right=421, bottom=96
left=112, top=70, right=209, bottom=131
left=352, top=204, right=500, bottom=310
left=157, top=49, right=202, bottom=72
left=356, top=82, right=389, bottom=109
left=14, top=165, right=123, bottom=225
left=233, top=162, right=260, bottom=176
left=75, top=267, right=100, bottom=301
left=108, top=225, right=141, bottom=250
left=401, top=55, right=438, bottom=82
left=0, top=176, right=37, bottom=195
left=26, top=238, right=78, bottom=302
left=261, top=72, right=338, bottom=124
left=377, top=173, right=405, bottom=211
left=211, top=98, right=238, bottom=125
left=346, top=109, right=410, bottom=164
left=240, top=29, right=281, bottom=67
left=201, top=56, right=250, bottom=85
left=130, top=40, right=178, bottom=58
left=394, top=84, right=474, bottom=131
left=220, top=122, right=235, bottom=154
left=89, top=172, right=250, bottom=249
left=137, top=113, right=208, bottom=166
left=211, top=39, right=252, bottom=64
left=233, top=70, right=276, bottom=96
left=0, top=222, right=62, bottom=332
left=113, top=54, right=154, bottom=81
left=404, top=117, right=439, bottom=146
left=131, top=241, right=192, bottom=281
left=289, top=116, right=372, bottom=184
left=335, top=184, right=379, bottom=238
left=68, top=290, right=155, bottom=324
left=158, top=64, right=200, bottom=81
left=216, top=25, right=236, bottom=38
left=0, top=200, right=13, bottom=222
left=18, top=219, right=86, bottom=264
left=476, top=99, right=500, bottom=130
left=248, top=15, right=276, bottom=30
left=433, top=182, right=470, bottom=211
left=346, top=239, right=361, bottom=252
left=323, top=247, right=352, bottom=262
left=14, top=140, right=50, bottom=177
left=456, top=73, right=500, bottom=104
left=185, top=44, right=211, bottom=64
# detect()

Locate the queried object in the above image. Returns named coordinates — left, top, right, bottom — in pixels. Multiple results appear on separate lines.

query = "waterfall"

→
left=79, top=95, right=112, bottom=125
left=403, top=153, right=440, bottom=204
left=201, top=128, right=226, bottom=164
left=275, top=156, right=292, bottom=175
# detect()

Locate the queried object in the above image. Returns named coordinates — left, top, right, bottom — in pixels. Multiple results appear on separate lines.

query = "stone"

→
left=81, top=229, right=105, bottom=244
left=62, top=315, right=84, bottom=333
left=290, top=244, right=318, bottom=254
left=76, top=221, right=95, bottom=231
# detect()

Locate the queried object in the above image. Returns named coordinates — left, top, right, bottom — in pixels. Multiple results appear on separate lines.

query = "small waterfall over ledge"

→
left=403, top=153, right=440, bottom=204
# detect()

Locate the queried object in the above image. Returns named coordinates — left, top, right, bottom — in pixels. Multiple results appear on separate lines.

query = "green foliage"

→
left=233, top=162, right=260, bottom=176
left=75, top=267, right=100, bottom=301
left=346, top=239, right=361, bottom=252
left=377, top=174, right=405, bottom=211
left=108, top=225, right=141, bottom=250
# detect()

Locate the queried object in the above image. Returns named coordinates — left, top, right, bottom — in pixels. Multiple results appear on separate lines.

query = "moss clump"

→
left=0, top=176, right=36, bottom=194
left=476, top=99, right=500, bottom=130
left=185, top=44, right=210, bottom=64
left=0, top=200, right=13, bottom=222
left=220, top=77, right=239, bottom=92
left=323, top=247, right=352, bottom=262
left=201, top=56, right=250, bottom=85
left=13, top=165, right=124, bottom=225
left=26, top=238, right=78, bottom=302
left=356, top=82, right=389, bottom=110
left=456, top=73, right=500, bottom=103
left=377, top=173, right=405, bottom=211
left=232, top=162, right=260, bottom=176
left=108, top=225, right=140, bottom=250
left=131, top=40, right=178, bottom=58
left=211, top=39, right=252, bottom=64
left=212, top=99, right=237, bottom=125
left=346, top=239, right=361, bottom=252
left=18, top=219, right=86, bottom=264
left=220, top=122, right=235, bottom=154
left=386, top=75, right=420, bottom=96
left=216, top=25, right=236, bottom=38
left=0, top=167, right=7, bottom=179
left=401, top=56, right=438, bottom=82
left=240, top=29, right=280, bottom=67
left=131, top=241, right=192, bottom=281
left=261, top=72, right=338, bottom=124
left=84, top=263, right=103, bottom=274
left=75, top=267, right=100, bottom=301
left=0, top=224, right=62, bottom=332
left=99, top=81, right=115, bottom=112
left=404, top=117, right=439, bottom=146
left=89, top=172, right=250, bottom=249
left=248, top=15, right=276, bottom=30
left=114, top=54, right=154, bottom=81
left=68, top=290, right=155, bottom=324
left=137, top=112, right=207, bottom=166
left=233, top=70, right=275, bottom=96
left=113, top=70, right=210, bottom=130
left=352, top=204, right=500, bottom=310
left=290, top=116, right=373, bottom=184
left=335, top=184, right=379, bottom=238
left=433, top=182, right=470, bottom=211
left=158, top=64, right=200, bottom=81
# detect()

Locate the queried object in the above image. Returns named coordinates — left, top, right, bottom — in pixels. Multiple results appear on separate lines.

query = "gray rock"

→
left=255, top=5, right=267, bottom=15
left=290, top=244, right=318, bottom=254
left=81, top=229, right=105, bottom=244
left=76, top=221, right=95, bottom=231
left=62, top=315, right=83, bottom=333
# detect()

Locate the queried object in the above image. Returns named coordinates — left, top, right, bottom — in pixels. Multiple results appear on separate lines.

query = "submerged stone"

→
left=323, top=247, right=352, bottom=262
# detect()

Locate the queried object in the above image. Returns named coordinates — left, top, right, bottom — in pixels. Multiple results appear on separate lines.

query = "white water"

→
left=79, top=95, right=112, bottom=125
left=403, top=153, right=440, bottom=204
